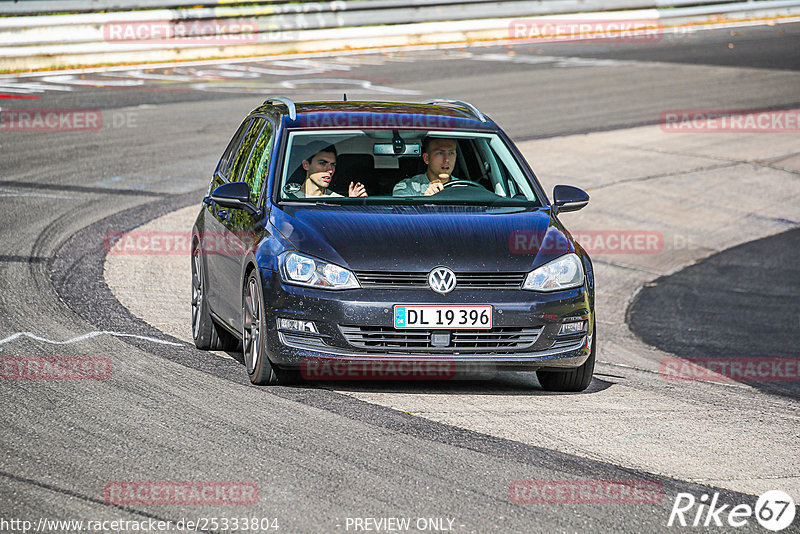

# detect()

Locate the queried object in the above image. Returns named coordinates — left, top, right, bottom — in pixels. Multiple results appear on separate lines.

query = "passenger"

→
left=393, top=137, right=458, bottom=196
left=296, top=144, right=367, bottom=198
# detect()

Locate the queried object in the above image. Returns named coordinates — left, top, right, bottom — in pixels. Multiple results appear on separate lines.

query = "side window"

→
left=242, top=121, right=274, bottom=204
left=217, top=118, right=252, bottom=180
left=229, top=117, right=266, bottom=183
left=460, top=139, right=483, bottom=182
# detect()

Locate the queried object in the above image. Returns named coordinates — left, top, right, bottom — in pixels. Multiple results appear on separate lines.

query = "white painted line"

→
left=0, top=331, right=185, bottom=350
left=472, top=53, right=638, bottom=68
left=43, top=74, right=144, bottom=87
left=0, top=83, right=72, bottom=93
left=277, top=78, right=420, bottom=94
left=0, top=187, right=77, bottom=200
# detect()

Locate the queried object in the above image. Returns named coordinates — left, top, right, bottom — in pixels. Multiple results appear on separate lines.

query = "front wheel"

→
left=242, top=270, right=298, bottom=385
left=536, top=322, right=596, bottom=392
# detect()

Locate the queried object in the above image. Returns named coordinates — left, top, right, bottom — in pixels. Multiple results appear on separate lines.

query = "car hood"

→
left=270, top=204, right=574, bottom=272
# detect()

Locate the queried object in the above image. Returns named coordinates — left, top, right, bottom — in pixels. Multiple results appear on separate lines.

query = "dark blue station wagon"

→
left=192, top=97, right=595, bottom=391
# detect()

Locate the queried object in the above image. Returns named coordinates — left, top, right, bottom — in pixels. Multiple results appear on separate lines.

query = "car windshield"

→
left=277, top=129, right=541, bottom=206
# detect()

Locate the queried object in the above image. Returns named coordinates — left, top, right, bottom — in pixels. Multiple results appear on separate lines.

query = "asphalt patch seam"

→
left=0, top=255, right=49, bottom=264
left=588, top=161, right=740, bottom=192
left=0, top=180, right=168, bottom=197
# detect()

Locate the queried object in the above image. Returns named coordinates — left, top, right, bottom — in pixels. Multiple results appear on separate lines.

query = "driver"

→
left=393, top=137, right=458, bottom=196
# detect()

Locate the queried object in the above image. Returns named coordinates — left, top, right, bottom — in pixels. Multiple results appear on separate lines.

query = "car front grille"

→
left=354, top=270, right=526, bottom=289
left=339, top=325, right=543, bottom=353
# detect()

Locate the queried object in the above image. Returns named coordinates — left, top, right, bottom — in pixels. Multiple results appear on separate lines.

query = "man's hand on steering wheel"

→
left=441, top=179, right=485, bottom=190
left=424, top=174, right=486, bottom=196
left=423, top=182, right=444, bottom=196
left=423, top=173, right=450, bottom=196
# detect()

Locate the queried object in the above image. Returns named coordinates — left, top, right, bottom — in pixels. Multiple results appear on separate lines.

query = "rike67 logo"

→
left=668, top=490, right=795, bottom=531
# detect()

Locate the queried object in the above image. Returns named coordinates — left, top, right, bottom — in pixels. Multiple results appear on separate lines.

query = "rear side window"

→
left=230, top=118, right=267, bottom=183
left=242, top=121, right=274, bottom=204
left=217, top=118, right=252, bottom=180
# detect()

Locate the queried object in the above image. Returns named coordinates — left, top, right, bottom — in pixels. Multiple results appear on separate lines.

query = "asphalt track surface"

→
left=629, top=227, right=800, bottom=399
left=0, top=23, right=798, bottom=533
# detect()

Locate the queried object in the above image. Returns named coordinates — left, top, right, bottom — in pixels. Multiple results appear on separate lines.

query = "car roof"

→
left=251, top=99, right=499, bottom=131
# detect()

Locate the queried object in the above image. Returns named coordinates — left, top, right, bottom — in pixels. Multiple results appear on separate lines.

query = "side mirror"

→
left=207, top=182, right=260, bottom=216
left=552, top=185, right=589, bottom=215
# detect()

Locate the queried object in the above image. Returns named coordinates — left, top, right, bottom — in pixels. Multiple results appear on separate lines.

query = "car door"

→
left=204, top=117, right=254, bottom=323
left=210, top=117, right=273, bottom=329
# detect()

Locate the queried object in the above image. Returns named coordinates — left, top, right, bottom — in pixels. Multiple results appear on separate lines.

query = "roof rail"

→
left=263, top=96, right=297, bottom=120
left=423, top=99, right=486, bottom=123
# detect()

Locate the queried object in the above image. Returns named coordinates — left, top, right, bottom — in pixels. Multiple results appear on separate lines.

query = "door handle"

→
left=219, top=210, right=230, bottom=221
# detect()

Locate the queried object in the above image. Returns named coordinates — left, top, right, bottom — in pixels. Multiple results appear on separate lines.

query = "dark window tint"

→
left=217, top=118, right=252, bottom=180
left=230, top=117, right=266, bottom=183
left=242, top=121, right=274, bottom=204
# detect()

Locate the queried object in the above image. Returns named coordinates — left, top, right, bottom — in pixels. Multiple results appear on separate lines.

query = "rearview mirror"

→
left=373, top=143, right=420, bottom=156
left=552, top=185, right=589, bottom=215
left=207, top=182, right=260, bottom=216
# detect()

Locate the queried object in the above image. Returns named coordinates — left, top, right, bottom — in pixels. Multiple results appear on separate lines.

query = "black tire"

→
left=242, top=270, right=299, bottom=385
left=191, top=246, right=241, bottom=351
left=537, top=322, right=596, bottom=392
left=191, top=246, right=216, bottom=350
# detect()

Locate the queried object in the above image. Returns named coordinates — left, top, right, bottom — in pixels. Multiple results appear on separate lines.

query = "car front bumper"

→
left=260, top=268, right=594, bottom=376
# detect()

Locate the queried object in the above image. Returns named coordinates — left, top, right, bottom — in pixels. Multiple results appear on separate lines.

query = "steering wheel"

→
left=441, top=179, right=485, bottom=190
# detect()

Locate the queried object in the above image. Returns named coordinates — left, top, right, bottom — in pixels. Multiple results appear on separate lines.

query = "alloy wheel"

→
left=191, top=252, right=203, bottom=339
left=243, top=277, right=261, bottom=374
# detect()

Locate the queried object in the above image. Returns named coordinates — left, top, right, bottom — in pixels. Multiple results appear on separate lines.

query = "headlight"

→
left=522, top=253, right=584, bottom=291
left=279, top=251, right=360, bottom=290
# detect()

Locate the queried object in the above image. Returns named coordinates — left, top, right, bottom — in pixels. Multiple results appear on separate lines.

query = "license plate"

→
left=394, top=305, right=493, bottom=329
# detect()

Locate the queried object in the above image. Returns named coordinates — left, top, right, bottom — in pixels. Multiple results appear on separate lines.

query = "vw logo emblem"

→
left=428, top=267, right=457, bottom=294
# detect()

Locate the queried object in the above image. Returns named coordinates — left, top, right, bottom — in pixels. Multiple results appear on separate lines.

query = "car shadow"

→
left=291, top=372, right=615, bottom=396
left=222, top=350, right=616, bottom=395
